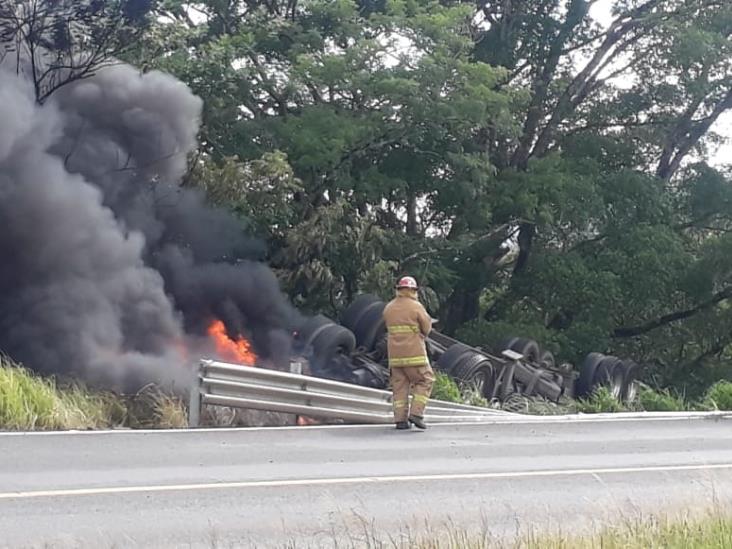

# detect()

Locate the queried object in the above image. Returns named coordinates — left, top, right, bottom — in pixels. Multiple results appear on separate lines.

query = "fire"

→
left=207, top=319, right=257, bottom=365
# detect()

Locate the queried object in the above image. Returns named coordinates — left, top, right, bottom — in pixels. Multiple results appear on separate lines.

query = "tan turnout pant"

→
left=390, top=365, right=435, bottom=422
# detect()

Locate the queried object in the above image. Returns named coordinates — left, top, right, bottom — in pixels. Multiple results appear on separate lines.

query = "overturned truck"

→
left=292, top=294, right=640, bottom=407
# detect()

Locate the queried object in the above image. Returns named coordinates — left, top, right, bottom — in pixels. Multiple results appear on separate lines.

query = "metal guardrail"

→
left=188, top=359, right=512, bottom=427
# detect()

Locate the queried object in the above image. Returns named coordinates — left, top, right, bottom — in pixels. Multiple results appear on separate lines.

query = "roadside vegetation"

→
left=279, top=510, right=732, bottom=548
left=3, top=354, right=729, bottom=431
left=518, top=513, right=732, bottom=549
left=432, top=370, right=732, bottom=415
left=0, top=355, right=187, bottom=431
left=431, top=373, right=463, bottom=404
left=574, top=381, right=732, bottom=414
left=434, top=513, right=732, bottom=548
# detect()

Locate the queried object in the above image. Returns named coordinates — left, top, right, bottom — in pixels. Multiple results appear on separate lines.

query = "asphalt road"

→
left=1, top=415, right=732, bottom=548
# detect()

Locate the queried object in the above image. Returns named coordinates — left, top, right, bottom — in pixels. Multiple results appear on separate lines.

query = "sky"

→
left=710, top=113, right=732, bottom=168
left=589, top=0, right=730, bottom=169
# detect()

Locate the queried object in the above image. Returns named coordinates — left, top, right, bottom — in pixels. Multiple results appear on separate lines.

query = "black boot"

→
left=408, top=415, right=427, bottom=429
left=395, top=421, right=410, bottom=430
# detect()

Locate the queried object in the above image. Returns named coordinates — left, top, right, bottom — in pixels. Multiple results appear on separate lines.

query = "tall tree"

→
left=136, top=0, right=732, bottom=389
left=138, top=0, right=516, bottom=314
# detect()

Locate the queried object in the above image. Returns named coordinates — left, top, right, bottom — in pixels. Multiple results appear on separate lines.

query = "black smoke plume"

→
left=0, top=60, right=299, bottom=390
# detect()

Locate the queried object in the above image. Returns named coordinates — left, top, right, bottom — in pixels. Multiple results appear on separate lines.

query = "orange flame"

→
left=207, top=319, right=257, bottom=365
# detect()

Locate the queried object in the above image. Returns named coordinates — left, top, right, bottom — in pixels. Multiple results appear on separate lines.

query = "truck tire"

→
left=436, top=343, right=472, bottom=374
left=540, top=350, right=556, bottom=369
left=466, top=363, right=495, bottom=399
left=452, top=353, right=495, bottom=398
left=451, top=351, right=488, bottom=379
left=340, top=294, right=381, bottom=333
left=297, top=314, right=334, bottom=349
left=620, top=360, right=640, bottom=403
left=296, top=315, right=356, bottom=376
left=576, top=352, right=605, bottom=397
left=509, top=338, right=541, bottom=365
left=309, top=324, right=357, bottom=375
left=371, top=332, right=389, bottom=364
left=352, top=302, right=386, bottom=352
left=593, top=356, right=624, bottom=399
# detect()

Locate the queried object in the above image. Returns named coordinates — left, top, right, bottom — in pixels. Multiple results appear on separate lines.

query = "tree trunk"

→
left=441, top=287, right=481, bottom=335
left=406, top=191, right=418, bottom=236
left=513, top=222, right=535, bottom=274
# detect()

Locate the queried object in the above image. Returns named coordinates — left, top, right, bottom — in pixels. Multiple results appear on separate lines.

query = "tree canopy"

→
left=15, top=0, right=731, bottom=393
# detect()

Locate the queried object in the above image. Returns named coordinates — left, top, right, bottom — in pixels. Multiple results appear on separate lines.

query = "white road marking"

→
left=1, top=463, right=730, bottom=501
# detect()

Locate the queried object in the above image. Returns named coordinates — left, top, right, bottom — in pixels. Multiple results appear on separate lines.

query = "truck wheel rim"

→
left=611, top=370, right=624, bottom=399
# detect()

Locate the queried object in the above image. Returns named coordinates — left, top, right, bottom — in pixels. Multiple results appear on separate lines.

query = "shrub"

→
left=431, top=372, right=462, bottom=403
left=703, top=380, right=732, bottom=411
left=575, top=386, right=626, bottom=413
left=638, top=386, right=687, bottom=412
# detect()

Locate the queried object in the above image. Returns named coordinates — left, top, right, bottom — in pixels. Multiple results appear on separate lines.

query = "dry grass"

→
left=154, top=391, right=190, bottom=428
left=276, top=510, right=732, bottom=548
left=122, top=383, right=189, bottom=429
left=0, top=355, right=188, bottom=431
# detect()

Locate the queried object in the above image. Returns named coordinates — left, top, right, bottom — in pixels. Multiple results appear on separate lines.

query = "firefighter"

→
left=383, top=275, right=435, bottom=430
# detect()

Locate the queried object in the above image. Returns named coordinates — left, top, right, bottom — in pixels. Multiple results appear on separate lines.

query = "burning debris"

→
left=0, top=56, right=298, bottom=391
left=207, top=320, right=257, bottom=366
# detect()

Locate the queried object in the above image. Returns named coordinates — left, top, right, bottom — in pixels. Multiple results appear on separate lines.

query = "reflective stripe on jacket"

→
left=382, top=295, right=432, bottom=368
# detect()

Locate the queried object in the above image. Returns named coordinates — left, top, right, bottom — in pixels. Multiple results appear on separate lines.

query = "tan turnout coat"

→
left=382, top=294, right=432, bottom=367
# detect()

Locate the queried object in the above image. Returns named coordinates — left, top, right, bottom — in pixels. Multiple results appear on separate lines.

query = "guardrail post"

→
left=188, top=363, right=203, bottom=428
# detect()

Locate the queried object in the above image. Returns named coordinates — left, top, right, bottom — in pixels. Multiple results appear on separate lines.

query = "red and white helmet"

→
left=396, top=276, right=418, bottom=290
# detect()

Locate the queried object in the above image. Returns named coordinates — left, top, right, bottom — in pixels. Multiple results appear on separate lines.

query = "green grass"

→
left=574, top=386, right=627, bottom=413
left=703, top=380, right=732, bottom=411
left=523, top=513, right=732, bottom=548
left=0, top=355, right=112, bottom=430
left=639, top=385, right=688, bottom=411
left=570, top=381, right=732, bottom=415
left=432, top=513, right=732, bottom=548
left=0, top=355, right=187, bottom=431
left=431, top=372, right=463, bottom=403
left=573, top=385, right=692, bottom=414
